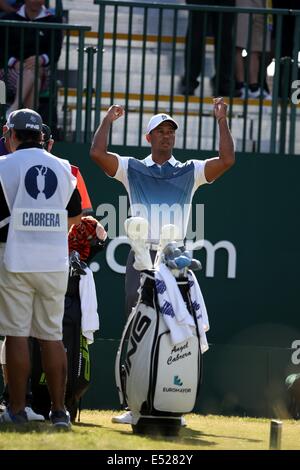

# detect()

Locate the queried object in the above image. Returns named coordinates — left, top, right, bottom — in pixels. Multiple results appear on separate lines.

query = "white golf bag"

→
left=115, top=270, right=204, bottom=435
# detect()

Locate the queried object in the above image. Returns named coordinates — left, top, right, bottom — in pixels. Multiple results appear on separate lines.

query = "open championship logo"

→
left=25, top=166, right=58, bottom=200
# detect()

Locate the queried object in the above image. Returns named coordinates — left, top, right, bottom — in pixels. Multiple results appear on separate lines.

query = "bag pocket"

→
left=152, top=332, right=200, bottom=414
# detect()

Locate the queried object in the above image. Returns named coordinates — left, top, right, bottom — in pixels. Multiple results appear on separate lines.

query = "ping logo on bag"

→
left=125, top=311, right=151, bottom=375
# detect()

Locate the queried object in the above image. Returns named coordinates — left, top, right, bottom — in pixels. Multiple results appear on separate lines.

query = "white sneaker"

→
left=237, top=87, right=246, bottom=99
left=111, top=410, right=133, bottom=424
left=181, top=416, right=187, bottom=427
left=25, top=406, right=45, bottom=422
left=247, top=88, right=271, bottom=100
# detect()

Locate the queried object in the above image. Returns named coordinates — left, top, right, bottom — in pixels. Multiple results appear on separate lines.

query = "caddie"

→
left=0, top=108, right=81, bottom=428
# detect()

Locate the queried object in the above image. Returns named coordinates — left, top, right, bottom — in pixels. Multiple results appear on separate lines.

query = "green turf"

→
left=0, top=410, right=299, bottom=450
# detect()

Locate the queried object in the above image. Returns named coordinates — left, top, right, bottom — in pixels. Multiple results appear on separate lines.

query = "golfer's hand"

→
left=106, top=105, right=124, bottom=123
left=213, top=97, right=227, bottom=123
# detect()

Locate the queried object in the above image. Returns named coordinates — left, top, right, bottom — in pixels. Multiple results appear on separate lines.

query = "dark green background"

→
left=46, top=144, right=300, bottom=416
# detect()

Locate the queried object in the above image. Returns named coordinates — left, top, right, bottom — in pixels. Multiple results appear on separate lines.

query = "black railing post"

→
left=279, top=57, right=292, bottom=155
left=84, top=46, right=97, bottom=143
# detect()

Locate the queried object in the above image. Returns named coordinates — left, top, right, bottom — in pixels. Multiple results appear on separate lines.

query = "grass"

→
left=0, top=410, right=299, bottom=450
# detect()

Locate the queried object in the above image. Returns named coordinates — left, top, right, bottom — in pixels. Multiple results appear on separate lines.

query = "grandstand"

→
left=1, top=1, right=298, bottom=153
left=47, top=1, right=299, bottom=154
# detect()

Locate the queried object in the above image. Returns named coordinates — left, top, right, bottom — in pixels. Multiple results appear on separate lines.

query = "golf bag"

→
left=115, top=270, right=203, bottom=435
left=31, top=274, right=91, bottom=422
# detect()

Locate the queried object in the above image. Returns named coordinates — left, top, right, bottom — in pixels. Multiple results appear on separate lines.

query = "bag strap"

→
left=115, top=302, right=139, bottom=407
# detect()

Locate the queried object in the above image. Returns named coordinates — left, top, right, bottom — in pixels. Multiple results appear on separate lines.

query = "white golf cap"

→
left=146, top=113, right=178, bottom=134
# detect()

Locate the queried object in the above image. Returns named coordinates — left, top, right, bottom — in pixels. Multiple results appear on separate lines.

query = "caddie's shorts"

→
left=0, top=244, right=68, bottom=340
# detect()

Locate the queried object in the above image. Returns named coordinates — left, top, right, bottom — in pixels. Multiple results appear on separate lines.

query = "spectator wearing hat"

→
left=0, top=108, right=82, bottom=427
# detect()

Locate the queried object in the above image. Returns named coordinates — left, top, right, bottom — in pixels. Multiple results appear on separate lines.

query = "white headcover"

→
left=124, top=217, right=152, bottom=270
left=154, top=223, right=181, bottom=268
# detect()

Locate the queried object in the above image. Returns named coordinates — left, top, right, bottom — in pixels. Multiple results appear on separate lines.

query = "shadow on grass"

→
left=200, top=431, right=262, bottom=443
left=74, top=422, right=102, bottom=429
left=0, top=421, right=103, bottom=433
left=0, top=420, right=103, bottom=434
left=107, top=425, right=262, bottom=447
left=0, top=422, right=53, bottom=434
left=106, top=426, right=216, bottom=447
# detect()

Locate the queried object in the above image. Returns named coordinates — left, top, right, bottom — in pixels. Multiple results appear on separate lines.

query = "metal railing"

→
left=1, top=2, right=300, bottom=154
left=90, top=1, right=300, bottom=154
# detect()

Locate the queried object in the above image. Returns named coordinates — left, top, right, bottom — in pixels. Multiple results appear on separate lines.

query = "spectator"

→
left=272, top=0, right=300, bottom=59
left=235, top=0, right=272, bottom=99
left=272, top=1, right=300, bottom=97
left=0, top=108, right=81, bottom=427
left=180, top=0, right=235, bottom=96
left=0, top=0, right=63, bottom=115
left=0, top=0, right=23, bottom=17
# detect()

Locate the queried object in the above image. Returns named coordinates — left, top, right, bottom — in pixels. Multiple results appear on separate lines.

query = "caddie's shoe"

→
left=25, top=406, right=45, bottom=422
left=0, top=408, right=28, bottom=424
left=111, top=410, right=133, bottom=424
left=49, top=409, right=71, bottom=429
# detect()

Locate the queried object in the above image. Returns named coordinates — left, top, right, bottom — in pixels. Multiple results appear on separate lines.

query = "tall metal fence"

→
left=92, top=1, right=300, bottom=154
left=1, top=2, right=300, bottom=154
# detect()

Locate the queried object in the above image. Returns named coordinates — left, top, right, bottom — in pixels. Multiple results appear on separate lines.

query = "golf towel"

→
left=155, top=263, right=209, bottom=352
left=79, top=267, right=99, bottom=344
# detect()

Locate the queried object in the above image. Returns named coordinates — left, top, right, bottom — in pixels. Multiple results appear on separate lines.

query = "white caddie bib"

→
left=0, top=148, right=77, bottom=272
